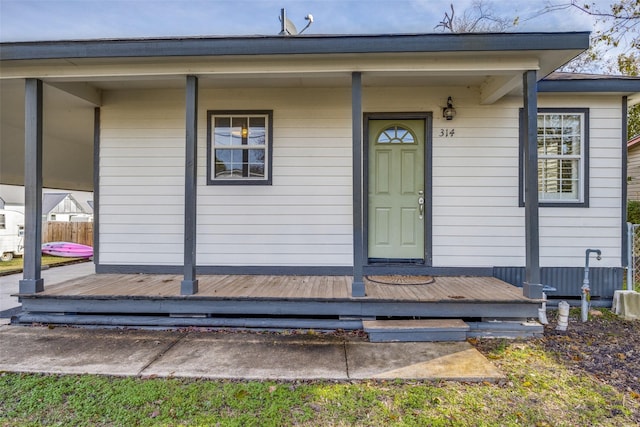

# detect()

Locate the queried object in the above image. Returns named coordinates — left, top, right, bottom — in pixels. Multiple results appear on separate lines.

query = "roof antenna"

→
left=279, top=8, right=313, bottom=36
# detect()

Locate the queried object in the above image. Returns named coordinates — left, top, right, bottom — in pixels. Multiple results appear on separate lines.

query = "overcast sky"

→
left=0, top=0, right=608, bottom=42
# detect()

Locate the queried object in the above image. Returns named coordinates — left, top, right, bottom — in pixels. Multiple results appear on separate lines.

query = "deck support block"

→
left=181, top=279, right=199, bottom=295
left=523, top=282, right=543, bottom=299
left=351, top=280, right=365, bottom=298
left=19, top=278, right=44, bottom=294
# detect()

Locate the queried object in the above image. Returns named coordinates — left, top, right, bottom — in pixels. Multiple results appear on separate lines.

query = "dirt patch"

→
left=475, top=308, right=640, bottom=397
left=541, top=309, right=640, bottom=396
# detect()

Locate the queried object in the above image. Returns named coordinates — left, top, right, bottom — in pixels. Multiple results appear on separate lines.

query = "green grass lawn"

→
left=1, top=340, right=637, bottom=426
left=0, top=256, right=87, bottom=275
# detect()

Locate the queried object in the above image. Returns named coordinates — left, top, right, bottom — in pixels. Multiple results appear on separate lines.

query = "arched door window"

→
left=376, top=125, right=416, bottom=144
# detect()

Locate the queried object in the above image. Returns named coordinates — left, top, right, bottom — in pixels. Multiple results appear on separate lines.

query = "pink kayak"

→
left=42, top=242, right=93, bottom=258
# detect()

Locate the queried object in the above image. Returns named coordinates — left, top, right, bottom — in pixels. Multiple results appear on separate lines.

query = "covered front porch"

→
left=16, top=273, right=542, bottom=337
left=1, top=33, right=593, bottom=308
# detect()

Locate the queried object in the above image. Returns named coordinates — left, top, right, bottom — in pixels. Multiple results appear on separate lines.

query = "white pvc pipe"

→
left=556, top=301, right=570, bottom=331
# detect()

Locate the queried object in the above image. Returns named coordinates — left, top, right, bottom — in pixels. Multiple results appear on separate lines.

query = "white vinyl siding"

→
left=367, top=89, right=620, bottom=269
left=196, top=88, right=353, bottom=266
left=538, top=97, right=621, bottom=267
left=99, top=90, right=185, bottom=265
left=99, top=86, right=622, bottom=269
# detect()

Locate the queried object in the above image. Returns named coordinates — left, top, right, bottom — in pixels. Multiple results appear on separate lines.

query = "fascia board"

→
left=0, top=32, right=590, bottom=61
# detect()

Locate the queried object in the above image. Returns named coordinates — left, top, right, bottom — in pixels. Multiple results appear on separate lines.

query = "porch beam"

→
left=0, top=57, right=543, bottom=81
left=522, top=70, right=542, bottom=299
left=480, top=74, right=527, bottom=105
left=46, top=82, right=102, bottom=106
left=351, top=71, right=365, bottom=297
left=19, top=78, right=44, bottom=294
left=181, top=75, right=198, bottom=295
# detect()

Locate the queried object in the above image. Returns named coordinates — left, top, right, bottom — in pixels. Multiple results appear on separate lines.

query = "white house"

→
left=0, top=184, right=94, bottom=217
left=628, top=134, right=640, bottom=201
left=1, top=32, right=639, bottom=331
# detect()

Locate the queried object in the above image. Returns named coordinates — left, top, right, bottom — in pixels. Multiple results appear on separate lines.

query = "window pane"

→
left=563, top=135, right=580, bottom=155
left=248, top=117, right=266, bottom=146
left=544, top=136, right=561, bottom=155
left=214, top=117, right=231, bottom=146
left=563, top=115, right=581, bottom=135
left=228, top=117, right=247, bottom=147
left=214, top=149, right=244, bottom=178
left=538, top=158, right=578, bottom=200
left=377, top=130, right=391, bottom=143
left=545, top=115, right=561, bottom=134
left=214, top=148, right=265, bottom=179
left=248, top=149, right=265, bottom=177
left=377, top=126, right=415, bottom=144
left=215, top=117, right=230, bottom=128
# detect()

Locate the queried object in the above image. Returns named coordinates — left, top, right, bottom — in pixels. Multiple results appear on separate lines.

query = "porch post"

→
left=522, top=70, right=543, bottom=299
left=19, top=78, right=44, bottom=294
left=181, top=75, right=198, bottom=295
left=351, top=72, right=365, bottom=297
left=621, top=96, right=629, bottom=270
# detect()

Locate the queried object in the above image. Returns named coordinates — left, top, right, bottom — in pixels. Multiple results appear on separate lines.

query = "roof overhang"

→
left=539, top=72, right=640, bottom=105
left=1, top=32, right=589, bottom=105
left=0, top=32, right=590, bottom=60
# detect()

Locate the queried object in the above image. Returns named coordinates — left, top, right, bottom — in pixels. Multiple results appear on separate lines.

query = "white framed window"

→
left=520, top=108, right=589, bottom=207
left=207, top=110, right=273, bottom=185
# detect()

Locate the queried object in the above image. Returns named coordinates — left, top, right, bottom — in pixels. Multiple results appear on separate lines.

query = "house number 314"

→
left=439, top=129, right=455, bottom=137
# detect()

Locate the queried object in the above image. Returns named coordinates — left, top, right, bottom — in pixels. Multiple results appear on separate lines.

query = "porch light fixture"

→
left=241, top=126, right=248, bottom=138
left=442, top=96, right=456, bottom=121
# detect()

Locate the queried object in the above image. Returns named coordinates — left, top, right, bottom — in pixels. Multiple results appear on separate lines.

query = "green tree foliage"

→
left=628, top=200, right=640, bottom=223
left=560, top=0, right=639, bottom=51
left=618, top=53, right=640, bottom=137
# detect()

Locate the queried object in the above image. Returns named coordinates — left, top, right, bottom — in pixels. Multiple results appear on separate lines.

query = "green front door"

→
left=368, top=119, right=425, bottom=261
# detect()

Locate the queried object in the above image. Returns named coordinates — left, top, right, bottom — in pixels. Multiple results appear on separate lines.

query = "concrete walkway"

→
left=0, top=262, right=504, bottom=381
left=0, top=261, right=95, bottom=317
left=0, top=326, right=504, bottom=381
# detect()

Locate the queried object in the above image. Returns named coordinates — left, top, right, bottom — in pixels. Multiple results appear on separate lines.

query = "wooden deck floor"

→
left=17, top=274, right=542, bottom=328
left=35, top=274, right=533, bottom=303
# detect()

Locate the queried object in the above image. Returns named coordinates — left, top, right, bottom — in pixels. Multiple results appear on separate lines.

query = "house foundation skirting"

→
left=494, top=266, right=623, bottom=298
left=18, top=297, right=539, bottom=319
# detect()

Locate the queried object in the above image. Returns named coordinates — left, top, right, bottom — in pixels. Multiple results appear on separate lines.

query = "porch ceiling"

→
left=0, top=49, right=571, bottom=97
left=0, top=79, right=94, bottom=191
